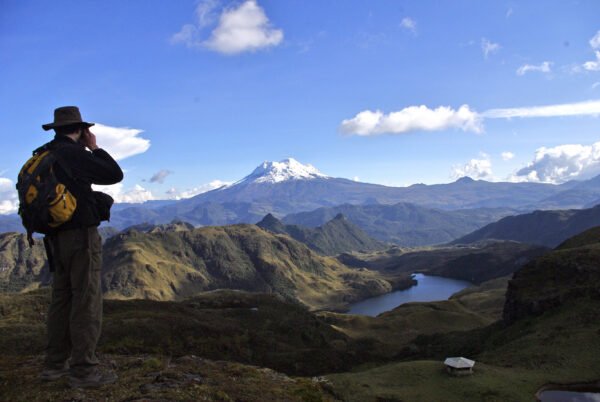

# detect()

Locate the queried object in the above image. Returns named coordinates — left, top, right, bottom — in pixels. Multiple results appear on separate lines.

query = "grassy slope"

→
left=327, top=299, right=600, bottom=402
left=327, top=233, right=600, bottom=401
left=0, top=288, right=370, bottom=376
left=449, top=276, right=510, bottom=320
left=319, top=300, right=494, bottom=359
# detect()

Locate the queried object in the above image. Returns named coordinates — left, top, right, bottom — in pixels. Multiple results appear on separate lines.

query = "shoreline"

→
left=535, top=380, right=600, bottom=401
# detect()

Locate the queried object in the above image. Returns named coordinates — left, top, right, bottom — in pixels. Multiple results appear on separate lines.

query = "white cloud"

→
left=483, top=100, right=600, bottom=119
left=150, top=169, right=173, bottom=184
left=93, top=183, right=155, bottom=204
left=165, top=180, right=231, bottom=200
left=580, top=30, right=600, bottom=71
left=0, top=178, right=18, bottom=215
left=93, top=123, right=150, bottom=160
left=451, top=154, right=493, bottom=180
left=0, top=121, right=151, bottom=213
left=512, top=141, right=600, bottom=183
left=342, top=100, right=600, bottom=135
left=340, top=105, right=483, bottom=136
left=501, top=151, right=515, bottom=161
left=516, top=61, right=552, bottom=76
left=481, top=38, right=500, bottom=59
left=400, top=17, right=417, bottom=34
left=172, top=0, right=283, bottom=55
left=205, top=0, right=283, bottom=54
left=583, top=51, right=600, bottom=72
left=592, top=82, right=600, bottom=90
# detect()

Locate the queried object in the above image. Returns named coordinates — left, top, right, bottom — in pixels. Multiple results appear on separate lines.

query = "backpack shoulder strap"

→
left=45, top=141, right=76, bottom=181
left=32, top=142, right=50, bottom=156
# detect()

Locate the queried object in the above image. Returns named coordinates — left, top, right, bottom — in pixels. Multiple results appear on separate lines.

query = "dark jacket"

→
left=49, top=135, right=123, bottom=230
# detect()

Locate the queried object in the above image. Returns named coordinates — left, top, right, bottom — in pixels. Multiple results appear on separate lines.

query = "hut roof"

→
left=444, top=357, right=475, bottom=369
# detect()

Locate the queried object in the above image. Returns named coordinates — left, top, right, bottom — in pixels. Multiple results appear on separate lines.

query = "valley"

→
left=1, top=227, right=599, bottom=401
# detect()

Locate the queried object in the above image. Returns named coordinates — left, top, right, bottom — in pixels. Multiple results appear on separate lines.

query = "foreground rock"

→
left=0, top=232, right=49, bottom=292
left=0, top=354, right=338, bottom=402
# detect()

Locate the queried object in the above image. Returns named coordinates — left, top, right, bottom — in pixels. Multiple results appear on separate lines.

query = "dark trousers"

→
left=44, top=226, right=103, bottom=377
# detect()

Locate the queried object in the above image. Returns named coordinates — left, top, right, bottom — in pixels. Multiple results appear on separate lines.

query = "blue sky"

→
left=1, top=0, right=600, bottom=210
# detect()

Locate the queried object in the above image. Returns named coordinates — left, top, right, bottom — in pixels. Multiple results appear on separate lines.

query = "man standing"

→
left=38, top=106, right=123, bottom=388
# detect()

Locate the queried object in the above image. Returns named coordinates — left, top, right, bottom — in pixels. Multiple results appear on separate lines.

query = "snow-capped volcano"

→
left=237, top=158, right=329, bottom=184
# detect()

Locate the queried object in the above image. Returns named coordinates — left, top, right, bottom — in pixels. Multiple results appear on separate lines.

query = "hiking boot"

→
left=68, top=369, right=118, bottom=389
left=39, top=364, right=70, bottom=381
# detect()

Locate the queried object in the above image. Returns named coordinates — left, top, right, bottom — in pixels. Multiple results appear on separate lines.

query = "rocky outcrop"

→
left=257, top=213, right=386, bottom=255
left=0, top=233, right=49, bottom=292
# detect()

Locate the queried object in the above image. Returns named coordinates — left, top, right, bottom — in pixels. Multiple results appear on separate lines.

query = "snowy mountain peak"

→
left=241, top=158, right=329, bottom=184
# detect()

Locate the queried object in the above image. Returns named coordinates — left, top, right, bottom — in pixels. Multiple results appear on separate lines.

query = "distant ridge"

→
left=282, top=203, right=517, bottom=246
left=452, top=204, right=600, bottom=248
left=256, top=213, right=385, bottom=255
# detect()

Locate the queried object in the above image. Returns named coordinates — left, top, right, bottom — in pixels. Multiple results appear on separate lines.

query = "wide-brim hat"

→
left=42, top=106, right=95, bottom=131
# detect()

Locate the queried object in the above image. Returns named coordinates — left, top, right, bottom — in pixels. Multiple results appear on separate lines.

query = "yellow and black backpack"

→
left=16, top=143, right=77, bottom=245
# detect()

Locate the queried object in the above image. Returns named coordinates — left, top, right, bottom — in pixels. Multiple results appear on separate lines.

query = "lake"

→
left=538, top=390, right=600, bottom=402
left=347, top=273, right=472, bottom=316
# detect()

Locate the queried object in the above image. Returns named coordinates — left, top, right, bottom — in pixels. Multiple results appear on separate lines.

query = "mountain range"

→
left=110, top=160, right=587, bottom=228
left=0, top=158, right=600, bottom=246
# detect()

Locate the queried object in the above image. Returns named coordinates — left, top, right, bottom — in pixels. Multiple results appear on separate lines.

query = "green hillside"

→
left=102, top=224, right=394, bottom=310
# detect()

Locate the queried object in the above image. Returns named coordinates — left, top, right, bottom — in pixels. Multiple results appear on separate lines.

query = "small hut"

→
left=444, top=357, right=475, bottom=376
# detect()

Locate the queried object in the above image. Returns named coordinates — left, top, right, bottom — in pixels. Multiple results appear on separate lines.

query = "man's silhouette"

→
left=38, top=106, right=123, bottom=388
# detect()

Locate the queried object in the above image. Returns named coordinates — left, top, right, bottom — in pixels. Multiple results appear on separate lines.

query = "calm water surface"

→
left=539, top=390, right=600, bottom=402
left=347, top=273, right=472, bottom=316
